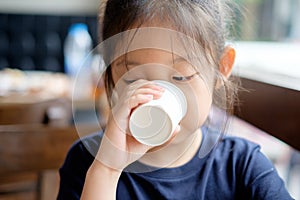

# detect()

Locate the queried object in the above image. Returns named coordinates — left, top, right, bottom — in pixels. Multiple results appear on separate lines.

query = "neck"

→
left=139, top=128, right=202, bottom=168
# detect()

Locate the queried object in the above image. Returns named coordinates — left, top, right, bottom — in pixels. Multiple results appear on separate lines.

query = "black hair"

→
left=99, top=0, right=239, bottom=112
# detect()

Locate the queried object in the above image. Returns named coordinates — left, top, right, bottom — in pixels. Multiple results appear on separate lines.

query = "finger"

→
left=132, top=87, right=164, bottom=99
left=129, top=93, right=153, bottom=108
left=141, top=83, right=165, bottom=92
left=128, top=80, right=165, bottom=93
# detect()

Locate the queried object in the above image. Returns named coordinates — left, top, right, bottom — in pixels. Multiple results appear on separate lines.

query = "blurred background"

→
left=235, top=0, right=300, bottom=41
left=0, top=0, right=299, bottom=199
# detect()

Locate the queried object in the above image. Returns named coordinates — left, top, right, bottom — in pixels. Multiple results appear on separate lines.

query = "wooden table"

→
left=233, top=41, right=300, bottom=151
left=0, top=95, right=71, bottom=125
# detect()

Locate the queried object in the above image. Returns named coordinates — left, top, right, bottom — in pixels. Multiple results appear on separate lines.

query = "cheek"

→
left=111, top=64, right=129, bottom=94
left=111, top=65, right=123, bottom=84
left=180, top=80, right=213, bottom=132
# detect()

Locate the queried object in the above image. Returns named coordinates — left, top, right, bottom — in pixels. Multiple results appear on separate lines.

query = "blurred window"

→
left=235, top=0, right=300, bottom=41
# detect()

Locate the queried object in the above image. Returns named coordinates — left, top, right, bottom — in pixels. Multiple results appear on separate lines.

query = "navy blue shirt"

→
left=57, top=130, right=293, bottom=199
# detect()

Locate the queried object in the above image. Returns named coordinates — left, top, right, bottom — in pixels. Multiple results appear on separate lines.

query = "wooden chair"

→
left=235, top=77, right=300, bottom=151
left=0, top=124, right=99, bottom=200
left=0, top=97, right=100, bottom=199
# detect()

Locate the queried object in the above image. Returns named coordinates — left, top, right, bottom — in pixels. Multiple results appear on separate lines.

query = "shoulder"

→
left=57, top=132, right=102, bottom=199
left=216, top=135, right=273, bottom=169
left=61, top=132, right=102, bottom=171
left=219, top=135, right=261, bottom=155
left=210, top=135, right=277, bottom=184
left=208, top=134, right=263, bottom=162
left=216, top=136, right=293, bottom=199
left=59, top=131, right=103, bottom=182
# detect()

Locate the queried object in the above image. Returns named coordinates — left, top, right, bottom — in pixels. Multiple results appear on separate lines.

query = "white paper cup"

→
left=129, top=80, right=187, bottom=146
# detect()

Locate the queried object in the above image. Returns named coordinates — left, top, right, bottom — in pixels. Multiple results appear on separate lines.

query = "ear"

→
left=219, top=46, right=236, bottom=79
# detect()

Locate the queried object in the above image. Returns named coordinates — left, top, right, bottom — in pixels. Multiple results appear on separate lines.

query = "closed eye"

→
left=123, top=79, right=137, bottom=84
left=172, top=72, right=199, bottom=82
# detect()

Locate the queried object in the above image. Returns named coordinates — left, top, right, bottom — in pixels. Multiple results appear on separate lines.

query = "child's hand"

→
left=96, top=79, right=166, bottom=171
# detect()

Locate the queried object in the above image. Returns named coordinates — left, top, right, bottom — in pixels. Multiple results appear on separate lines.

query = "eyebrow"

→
left=115, top=57, right=137, bottom=66
left=125, top=60, right=141, bottom=66
left=173, top=57, right=187, bottom=64
left=115, top=56, right=187, bottom=67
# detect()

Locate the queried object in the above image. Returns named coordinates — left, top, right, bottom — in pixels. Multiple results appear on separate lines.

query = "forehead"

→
left=122, top=49, right=174, bottom=64
left=111, top=27, right=199, bottom=63
left=113, top=49, right=194, bottom=76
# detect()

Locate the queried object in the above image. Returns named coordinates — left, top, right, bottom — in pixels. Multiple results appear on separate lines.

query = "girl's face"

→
left=110, top=46, right=215, bottom=143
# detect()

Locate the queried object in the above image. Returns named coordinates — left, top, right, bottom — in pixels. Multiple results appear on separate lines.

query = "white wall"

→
left=233, top=41, right=300, bottom=91
left=0, top=0, right=99, bottom=15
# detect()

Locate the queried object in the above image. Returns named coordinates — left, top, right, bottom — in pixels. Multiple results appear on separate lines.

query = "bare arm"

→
left=80, top=80, right=165, bottom=199
left=81, top=161, right=121, bottom=200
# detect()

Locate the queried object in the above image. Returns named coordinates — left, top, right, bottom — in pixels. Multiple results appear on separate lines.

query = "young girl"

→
left=58, top=0, right=293, bottom=199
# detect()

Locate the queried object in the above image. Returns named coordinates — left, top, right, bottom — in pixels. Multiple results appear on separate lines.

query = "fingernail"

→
left=157, top=86, right=165, bottom=91
left=146, top=94, right=153, bottom=99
